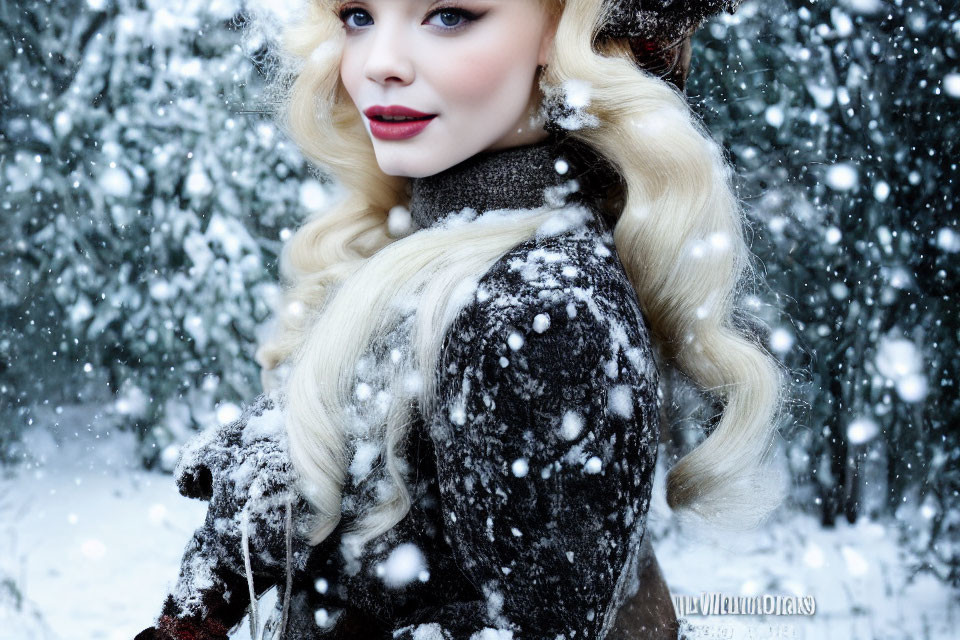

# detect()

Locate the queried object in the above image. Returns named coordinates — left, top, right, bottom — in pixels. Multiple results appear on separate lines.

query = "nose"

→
left=363, top=25, right=415, bottom=86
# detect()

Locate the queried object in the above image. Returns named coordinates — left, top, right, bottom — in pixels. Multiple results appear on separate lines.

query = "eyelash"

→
left=337, top=4, right=481, bottom=34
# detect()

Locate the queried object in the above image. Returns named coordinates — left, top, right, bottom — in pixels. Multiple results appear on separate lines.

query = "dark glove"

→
left=140, top=394, right=310, bottom=640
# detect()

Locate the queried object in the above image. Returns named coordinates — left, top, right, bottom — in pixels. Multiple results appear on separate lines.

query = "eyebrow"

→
left=336, top=0, right=452, bottom=7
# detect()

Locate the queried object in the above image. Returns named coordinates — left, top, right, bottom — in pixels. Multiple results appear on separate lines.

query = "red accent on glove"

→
left=135, top=614, right=233, bottom=640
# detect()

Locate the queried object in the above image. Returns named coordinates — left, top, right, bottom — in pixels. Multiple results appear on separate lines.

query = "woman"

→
left=137, top=0, right=787, bottom=638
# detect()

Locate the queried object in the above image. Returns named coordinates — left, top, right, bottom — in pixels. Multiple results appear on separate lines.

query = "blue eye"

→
left=337, top=5, right=480, bottom=33
left=339, top=8, right=373, bottom=30
left=425, top=8, right=478, bottom=31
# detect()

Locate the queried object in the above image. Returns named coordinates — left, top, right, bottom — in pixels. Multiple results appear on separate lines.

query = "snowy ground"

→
left=0, top=403, right=954, bottom=640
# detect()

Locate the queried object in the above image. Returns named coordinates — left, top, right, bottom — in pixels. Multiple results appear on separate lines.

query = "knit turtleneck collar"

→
left=409, top=135, right=574, bottom=230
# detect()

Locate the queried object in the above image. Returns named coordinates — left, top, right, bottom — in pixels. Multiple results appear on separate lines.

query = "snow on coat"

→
left=138, top=135, right=662, bottom=640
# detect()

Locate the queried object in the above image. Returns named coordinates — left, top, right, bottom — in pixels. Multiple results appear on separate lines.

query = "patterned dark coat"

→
left=136, top=133, right=675, bottom=640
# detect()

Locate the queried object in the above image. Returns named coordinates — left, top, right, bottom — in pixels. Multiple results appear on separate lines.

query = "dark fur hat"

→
left=598, top=0, right=746, bottom=92
left=600, top=0, right=746, bottom=42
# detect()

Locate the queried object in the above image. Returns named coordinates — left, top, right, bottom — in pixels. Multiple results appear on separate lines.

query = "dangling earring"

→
left=527, top=65, right=549, bottom=132
left=529, top=98, right=547, bottom=132
left=536, top=64, right=549, bottom=112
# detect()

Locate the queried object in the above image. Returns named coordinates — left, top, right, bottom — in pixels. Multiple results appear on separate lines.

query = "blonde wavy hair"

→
left=255, top=0, right=789, bottom=549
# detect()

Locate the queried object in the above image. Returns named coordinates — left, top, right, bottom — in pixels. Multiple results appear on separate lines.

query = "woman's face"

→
left=337, top=0, right=558, bottom=178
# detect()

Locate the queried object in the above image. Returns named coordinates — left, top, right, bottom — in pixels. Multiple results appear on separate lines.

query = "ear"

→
left=537, top=9, right=560, bottom=67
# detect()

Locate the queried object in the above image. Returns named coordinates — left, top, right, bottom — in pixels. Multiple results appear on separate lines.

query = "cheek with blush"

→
left=437, top=46, right=524, bottom=108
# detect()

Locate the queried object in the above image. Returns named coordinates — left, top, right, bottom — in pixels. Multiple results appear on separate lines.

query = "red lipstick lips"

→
left=363, top=105, right=437, bottom=141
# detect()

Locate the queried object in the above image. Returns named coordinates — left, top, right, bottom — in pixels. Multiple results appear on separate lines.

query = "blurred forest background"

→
left=1, top=0, right=958, bottom=632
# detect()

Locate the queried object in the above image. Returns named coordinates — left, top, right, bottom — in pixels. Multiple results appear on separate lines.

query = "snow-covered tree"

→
left=682, top=0, right=958, bottom=586
left=0, top=0, right=326, bottom=467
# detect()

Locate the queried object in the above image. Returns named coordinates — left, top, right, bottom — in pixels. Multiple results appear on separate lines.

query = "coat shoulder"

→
left=451, top=206, right=657, bottom=384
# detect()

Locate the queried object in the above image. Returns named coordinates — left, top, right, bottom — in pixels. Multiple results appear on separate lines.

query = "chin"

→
left=377, top=162, right=431, bottom=179
left=372, top=145, right=472, bottom=180
left=371, top=156, right=409, bottom=178
left=368, top=116, right=509, bottom=177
